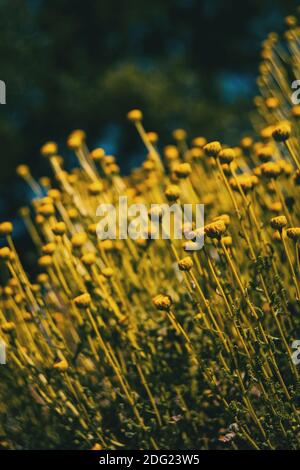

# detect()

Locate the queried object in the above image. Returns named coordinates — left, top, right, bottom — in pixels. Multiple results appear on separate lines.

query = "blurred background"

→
left=0, top=0, right=298, bottom=250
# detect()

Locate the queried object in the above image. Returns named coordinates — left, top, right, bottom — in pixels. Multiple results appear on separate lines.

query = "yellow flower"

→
left=127, top=109, right=143, bottom=122
left=270, top=215, right=287, bottom=231
left=74, top=293, right=91, bottom=308
left=40, top=141, right=57, bottom=157
left=0, top=222, right=13, bottom=236
left=152, top=294, right=172, bottom=311
left=203, top=141, right=222, bottom=158
left=178, top=256, right=193, bottom=272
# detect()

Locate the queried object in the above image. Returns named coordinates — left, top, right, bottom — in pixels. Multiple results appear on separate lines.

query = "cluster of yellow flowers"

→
left=0, top=13, right=300, bottom=450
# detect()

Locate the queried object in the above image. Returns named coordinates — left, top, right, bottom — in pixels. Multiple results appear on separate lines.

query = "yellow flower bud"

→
left=16, top=164, right=30, bottom=178
left=81, top=253, right=96, bottom=266
left=40, top=141, right=58, bottom=157
left=272, top=123, right=291, bottom=142
left=102, top=267, right=114, bottom=279
left=52, top=222, right=67, bottom=236
left=0, top=222, right=13, bottom=236
left=204, top=221, right=226, bottom=239
left=127, top=109, right=143, bottom=122
left=286, top=227, right=300, bottom=241
left=174, top=163, right=192, bottom=179
left=91, top=148, right=105, bottom=161
left=38, top=255, right=53, bottom=268
left=270, top=215, right=287, bottom=231
left=165, top=184, right=181, bottom=202
left=53, top=359, right=69, bottom=371
left=1, top=322, right=16, bottom=333
left=74, top=293, right=91, bottom=308
left=203, top=141, right=222, bottom=158
left=218, top=148, right=235, bottom=164
left=42, top=243, right=56, bottom=255
left=172, top=128, right=187, bottom=141
left=71, top=233, right=87, bottom=248
left=153, top=294, right=172, bottom=311
left=0, top=247, right=12, bottom=260
left=178, top=256, right=193, bottom=271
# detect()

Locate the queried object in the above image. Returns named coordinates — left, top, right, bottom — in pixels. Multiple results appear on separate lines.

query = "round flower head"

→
left=67, top=130, right=86, bottom=150
left=48, top=189, right=61, bottom=201
left=1, top=322, right=16, bottom=333
left=222, top=236, right=232, bottom=246
left=218, top=148, right=235, bottom=164
left=87, top=224, right=97, bottom=235
left=127, top=109, right=143, bottom=122
left=152, top=294, right=172, bottom=311
left=204, top=220, right=226, bottom=239
left=42, top=243, right=56, bottom=255
left=99, top=240, right=114, bottom=251
left=91, top=148, right=105, bottom=161
left=221, top=163, right=231, bottom=176
left=16, top=164, right=30, bottom=178
left=260, top=125, right=275, bottom=141
left=165, top=184, right=181, bottom=202
left=272, top=123, right=291, bottom=142
left=280, top=161, right=293, bottom=176
left=203, top=141, right=222, bottom=158
left=192, top=136, right=207, bottom=148
left=286, top=227, right=300, bottom=241
left=71, top=232, right=88, bottom=248
left=53, top=359, right=69, bottom=371
left=189, top=147, right=204, bottom=161
left=240, top=136, right=253, bottom=149
left=38, top=255, right=53, bottom=268
left=3, top=286, right=13, bottom=297
left=270, top=215, right=287, bottom=231
left=107, top=163, right=120, bottom=175
left=68, top=208, right=79, bottom=221
left=37, top=204, right=55, bottom=217
left=174, top=163, right=192, bottom=179
left=164, top=145, right=179, bottom=161
left=102, top=267, right=114, bottom=279
left=291, top=105, right=300, bottom=118
left=88, top=181, right=103, bottom=195
left=255, top=144, right=273, bottom=162
left=81, top=253, right=96, bottom=266
left=269, top=201, right=282, bottom=213
left=285, top=15, right=297, bottom=27
left=146, top=131, right=158, bottom=143
left=172, top=129, right=187, bottom=141
left=74, top=293, right=91, bottom=308
left=213, top=214, right=231, bottom=227
left=265, top=97, right=279, bottom=110
left=230, top=175, right=255, bottom=193
left=0, top=222, right=13, bottom=236
left=40, top=176, right=51, bottom=188
left=260, top=162, right=282, bottom=179
left=178, top=256, right=193, bottom=271
left=52, top=222, right=66, bottom=236
left=37, top=273, right=49, bottom=285
left=0, top=247, right=12, bottom=260
left=40, top=141, right=57, bottom=157
left=35, top=214, right=45, bottom=226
